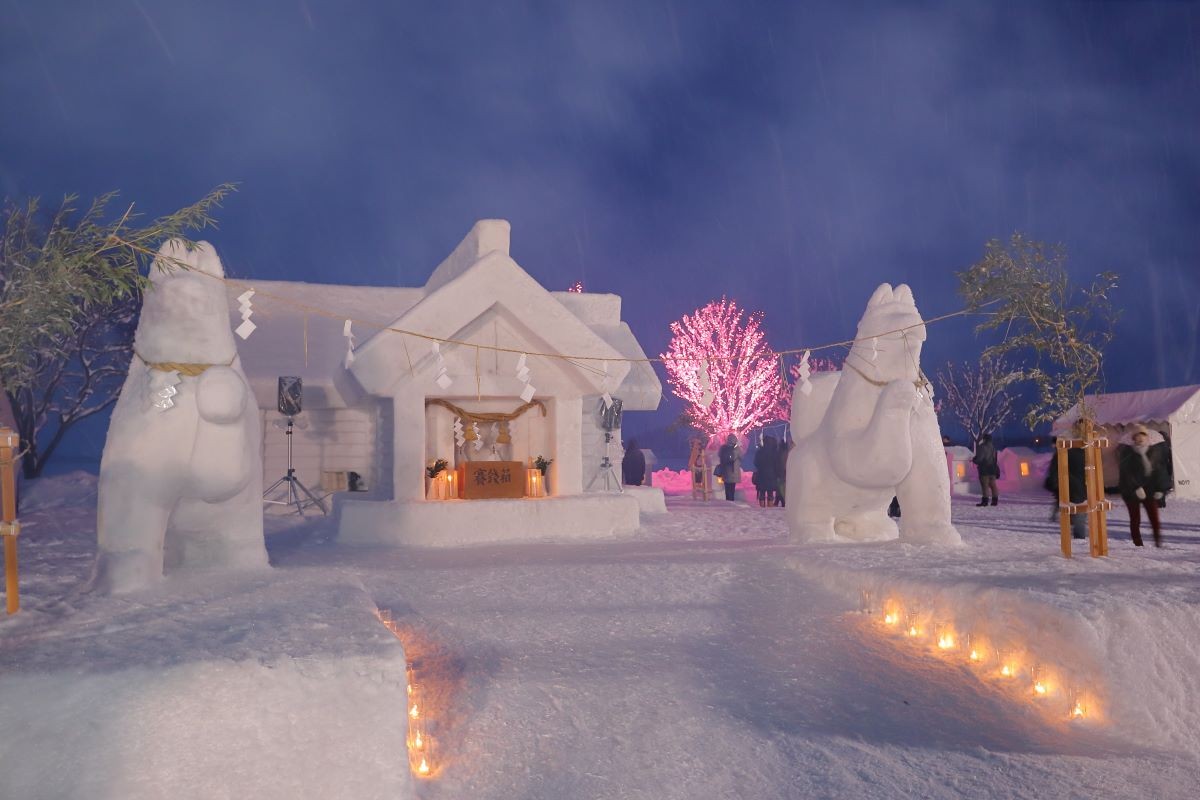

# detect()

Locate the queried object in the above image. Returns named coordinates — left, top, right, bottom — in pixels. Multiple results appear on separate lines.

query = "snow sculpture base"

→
left=339, top=494, right=642, bottom=547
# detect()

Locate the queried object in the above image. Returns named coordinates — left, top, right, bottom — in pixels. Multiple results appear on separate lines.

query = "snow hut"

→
left=944, top=446, right=977, bottom=495
left=996, top=447, right=1051, bottom=494
left=230, top=220, right=663, bottom=544
left=1052, top=385, right=1200, bottom=500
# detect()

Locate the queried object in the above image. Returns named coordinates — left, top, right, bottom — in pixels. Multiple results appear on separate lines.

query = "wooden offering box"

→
left=457, top=462, right=526, bottom=499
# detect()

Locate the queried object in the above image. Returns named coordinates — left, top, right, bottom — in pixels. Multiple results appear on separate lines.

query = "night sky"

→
left=3, top=1, right=1198, bottom=456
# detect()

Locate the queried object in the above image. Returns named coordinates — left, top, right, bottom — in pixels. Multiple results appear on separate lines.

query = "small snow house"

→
left=1053, top=385, right=1200, bottom=500
left=230, top=220, right=662, bottom=544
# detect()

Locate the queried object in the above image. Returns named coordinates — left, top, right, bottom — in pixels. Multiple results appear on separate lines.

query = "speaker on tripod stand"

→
left=263, top=376, right=327, bottom=515
left=586, top=397, right=624, bottom=492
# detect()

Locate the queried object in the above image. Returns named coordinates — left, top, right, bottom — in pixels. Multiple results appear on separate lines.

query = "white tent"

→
left=1053, top=385, right=1200, bottom=500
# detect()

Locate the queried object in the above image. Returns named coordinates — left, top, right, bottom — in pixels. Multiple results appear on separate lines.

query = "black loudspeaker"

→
left=278, top=376, right=303, bottom=416
left=598, top=397, right=623, bottom=431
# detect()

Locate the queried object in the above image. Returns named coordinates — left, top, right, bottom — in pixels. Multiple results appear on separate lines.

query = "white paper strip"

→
left=797, top=350, right=813, bottom=396
left=236, top=290, right=256, bottom=340
left=343, top=320, right=356, bottom=368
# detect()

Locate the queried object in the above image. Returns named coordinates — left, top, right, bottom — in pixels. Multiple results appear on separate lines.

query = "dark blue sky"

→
left=3, top=1, right=1198, bottom=453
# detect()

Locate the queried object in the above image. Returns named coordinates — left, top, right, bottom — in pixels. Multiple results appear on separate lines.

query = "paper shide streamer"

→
left=236, top=290, right=256, bottom=340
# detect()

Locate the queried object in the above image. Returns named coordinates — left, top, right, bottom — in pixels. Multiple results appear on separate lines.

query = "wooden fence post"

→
left=1056, top=438, right=1072, bottom=558
left=1, top=426, right=19, bottom=614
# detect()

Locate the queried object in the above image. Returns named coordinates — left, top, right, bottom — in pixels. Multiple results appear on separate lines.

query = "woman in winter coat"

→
left=1117, top=425, right=1173, bottom=547
left=972, top=433, right=1000, bottom=506
left=716, top=434, right=743, bottom=502
left=621, top=438, right=646, bottom=486
left=753, top=436, right=779, bottom=507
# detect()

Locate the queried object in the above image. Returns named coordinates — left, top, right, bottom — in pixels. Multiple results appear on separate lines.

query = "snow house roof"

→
left=227, top=220, right=661, bottom=411
left=1053, top=385, right=1200, bottom=433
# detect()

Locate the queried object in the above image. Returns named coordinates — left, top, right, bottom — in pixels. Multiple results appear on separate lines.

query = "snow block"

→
left=338, top=494, right=641, bottom=547
left=623, top=485, right=668, bottom=515
left=0, top=574, right=413, bottom=800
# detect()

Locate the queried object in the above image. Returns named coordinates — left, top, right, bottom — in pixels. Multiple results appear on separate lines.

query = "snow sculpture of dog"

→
left=786, top=283, right=960, bottom=545
left=93, top=240, right=268, bottom=594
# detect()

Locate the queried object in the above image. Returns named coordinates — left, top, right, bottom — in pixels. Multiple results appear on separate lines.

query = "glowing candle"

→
left=410, top=703, right=419, bottom=719
left=414, top=731, right=424, bottom=749
left=418, top=758, right=430, bottom=775
left=884, top=612, right=898, bottom=626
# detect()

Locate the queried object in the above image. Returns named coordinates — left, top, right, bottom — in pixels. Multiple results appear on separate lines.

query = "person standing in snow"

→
left=716, top=434, right=742, bottom=502
left=773, top=437, right=791, bottom=507
left=621, top=438, right=646, bottom=486
left=1044, top=439, right=1087, bottom=540
left=753, top=435, right=779, bottom=507
left=972, top=433, right=1000, bottom=506
left=1117, top=424, right=1173, bottom=547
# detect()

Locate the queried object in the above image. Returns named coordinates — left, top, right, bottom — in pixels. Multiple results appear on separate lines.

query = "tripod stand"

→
left=263, top=416, right=328, bottom=515
left=586, top=430, right=624, bottom=493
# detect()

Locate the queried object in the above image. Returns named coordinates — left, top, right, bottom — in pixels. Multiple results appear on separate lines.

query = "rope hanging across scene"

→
left=118, top=235, right=989, bottom=368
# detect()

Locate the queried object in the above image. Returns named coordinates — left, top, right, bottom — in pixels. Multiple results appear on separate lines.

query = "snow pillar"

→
left=553, top=396, right=583, bottom=495
left=392, top=388, right=426, bottom=502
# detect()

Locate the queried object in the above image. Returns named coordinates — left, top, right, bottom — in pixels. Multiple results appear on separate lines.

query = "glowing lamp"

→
left=447, top=470, right=458, bottom=498
left=409, top=703, right=419, bottom=719
left=907, top=624, right=921, bottom=638
left=955, top=463, right=966, bottom=479
left=1000, top=664, right=1013, bottom=677
left=418, top=758, right=430, bottom=776
left=526, top=468, right=545, bottom=498
left=1019, top=462, right=1030, bottom=477
left=1071, top=702, right=1086, bottom=719
left=969, top=648, right=981, bottom=662
left=413, top=731, right=424, bottom=749
left=1034, top=682, right=1047, bottom=696
left=937, top=633, right=956, bottom=650
left=884, top=613, right=898, bottom=626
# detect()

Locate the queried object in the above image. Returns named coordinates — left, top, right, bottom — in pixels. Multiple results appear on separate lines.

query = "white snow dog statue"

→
left=93, top=240, right=268, bottom=594
left=786, top=283, right=960, bottom=545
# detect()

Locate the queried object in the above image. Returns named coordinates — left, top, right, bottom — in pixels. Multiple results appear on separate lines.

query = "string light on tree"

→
left=660, top=297, right=784, bottom=437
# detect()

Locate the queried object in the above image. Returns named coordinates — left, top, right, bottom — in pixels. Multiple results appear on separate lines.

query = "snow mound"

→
left=0, top=571, right=414, bottom=800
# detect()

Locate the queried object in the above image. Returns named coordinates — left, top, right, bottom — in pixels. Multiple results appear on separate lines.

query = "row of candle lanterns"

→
left=378, top=609, right=436, bottom=779
left=863, top=590, right=1095, bottom=722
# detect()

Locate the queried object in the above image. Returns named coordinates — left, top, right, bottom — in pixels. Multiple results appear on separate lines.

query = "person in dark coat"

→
left=1044, top=440, right=1087, bottom=540
left=715, top=434, right=742, bottom=501
left=773, top=438, right=791, bottom=507
left=972, top=433, right=1000, bottom=506
left=621, top=438, right=646, bottom=486
left=753, top=436, right=779, bottom=507
left=1117, top=424, right=1173, bottom=547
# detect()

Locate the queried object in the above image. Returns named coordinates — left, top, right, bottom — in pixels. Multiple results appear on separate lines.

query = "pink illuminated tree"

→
left=660, top=297, right=784, bottom=437
left=777, top=355, right=841, bottom=421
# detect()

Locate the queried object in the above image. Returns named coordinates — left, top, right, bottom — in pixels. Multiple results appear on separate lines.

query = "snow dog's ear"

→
left=892, top=284, right=915, bottom=306
left=867, top=283, right=894, bottom=307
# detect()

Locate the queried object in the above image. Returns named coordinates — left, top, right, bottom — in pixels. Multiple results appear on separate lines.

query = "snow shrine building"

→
left=229, top=220, right=663, bottom=544
left=1053, top=384, right=1200, bottom=500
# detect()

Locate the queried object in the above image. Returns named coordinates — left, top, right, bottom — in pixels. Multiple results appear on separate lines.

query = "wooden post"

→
left=1056, top=438, right=1072, bottom=558
left=0, top=427, right=19, bottom=615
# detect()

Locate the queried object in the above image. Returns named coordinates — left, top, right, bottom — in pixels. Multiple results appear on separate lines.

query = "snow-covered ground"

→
left=2, top=473, right=1199, bottom=799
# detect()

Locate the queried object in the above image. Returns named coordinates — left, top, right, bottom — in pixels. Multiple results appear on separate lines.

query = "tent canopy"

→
left=1052, top=385, right=1200, bottom=433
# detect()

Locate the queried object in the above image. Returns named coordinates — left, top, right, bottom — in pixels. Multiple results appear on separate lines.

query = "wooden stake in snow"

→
left=1, top=426, right=19, bottom=614
left=1055, top=419, right=1111, bottom=558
